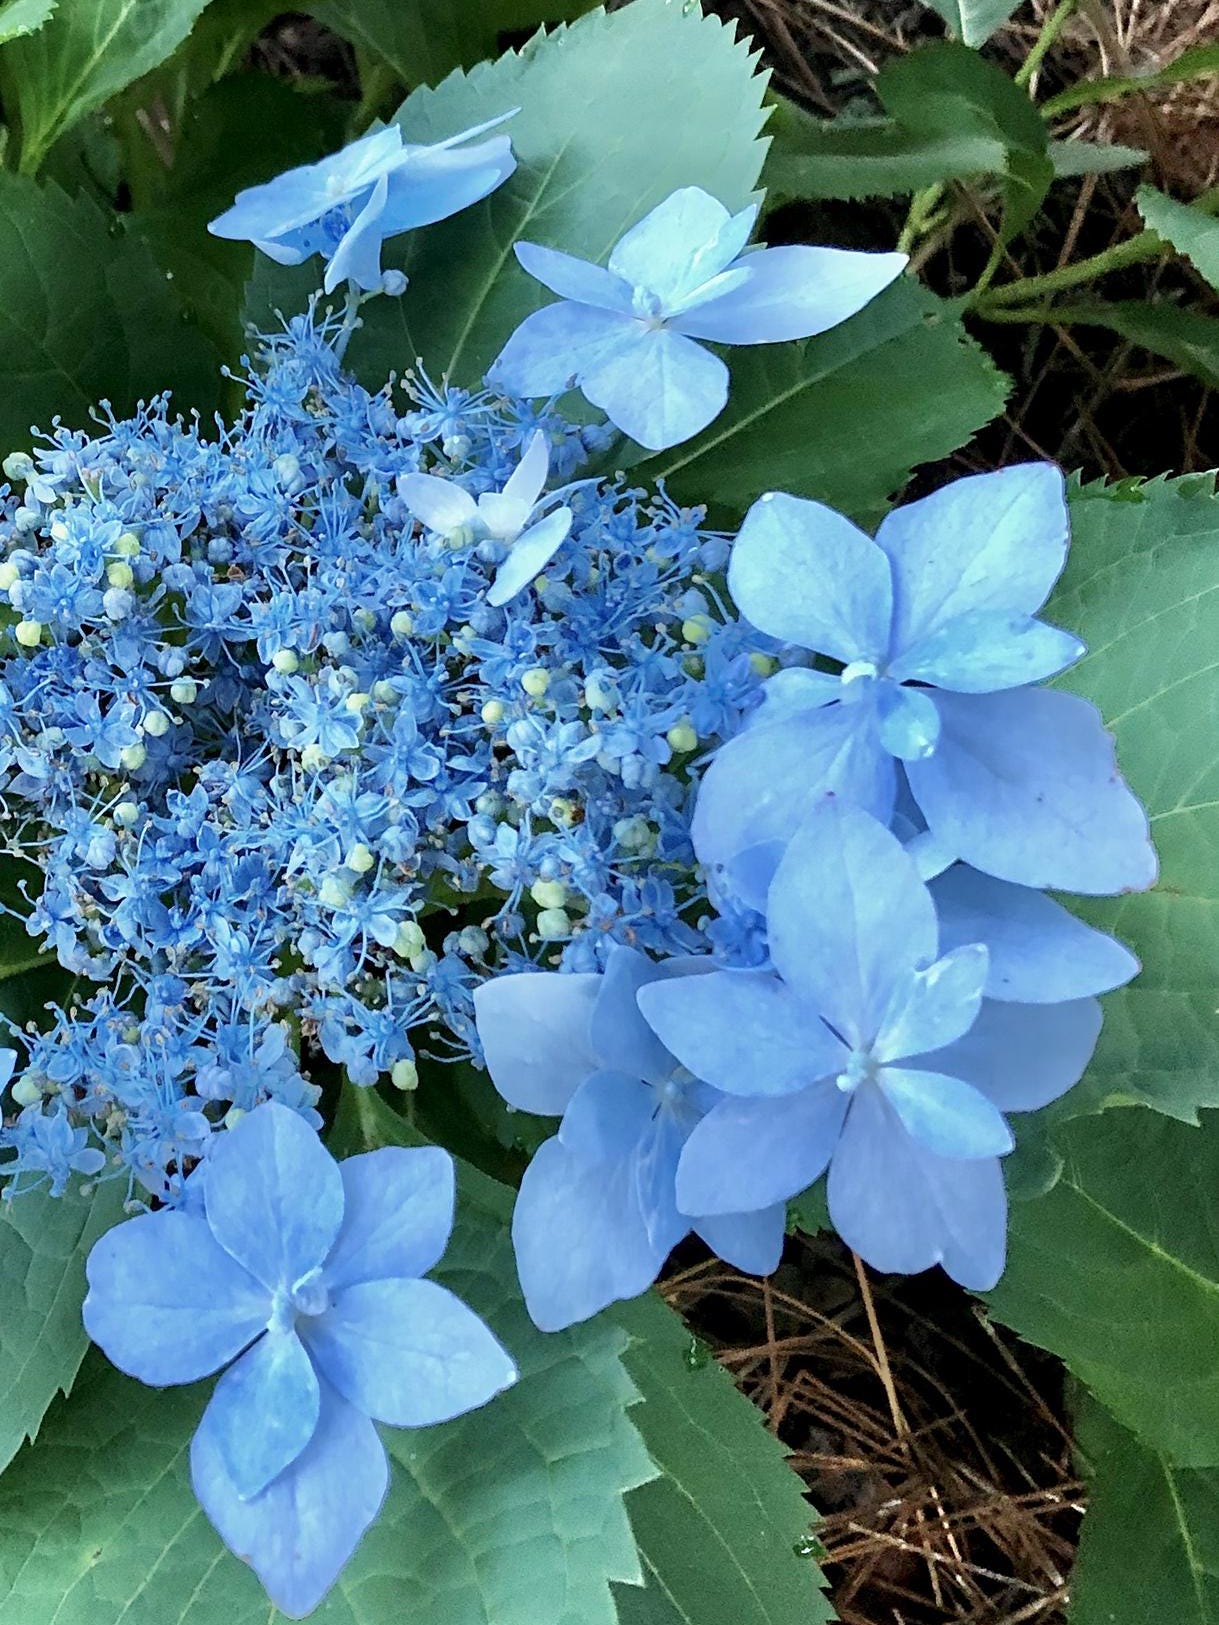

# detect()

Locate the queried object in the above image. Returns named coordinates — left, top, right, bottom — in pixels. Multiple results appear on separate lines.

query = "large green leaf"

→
left=990, top=1107, right=1219, bottom=1468
left=334, top=0, right=769, bottom=386
left=0, top=0, right=215, bottom=174
left=0, top=1175, right=127, bottom=1476
left=921, top=0, right=1022, bottom=47
left=1136, top=185, right=1219, bottom=292
left=0, top=0, right=54, bottom=44
left=612, top=1293, right=829, bottom=1625
left=1044, top=475, right=1219, bottom=1121
left=631, top=278, right=1009, bottom=524
left=313, top=0, right=599, bottom=91
left=1071, top=1398, right=1219, bottom=1624
left=0, top=173, right=221, bottom=453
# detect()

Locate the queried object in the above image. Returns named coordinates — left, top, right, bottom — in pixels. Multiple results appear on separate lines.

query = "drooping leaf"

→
left=612, top=1292, right=830, bottom=1625
left=313, top=0, right=600, bottom=92
left=881, top=41, right=1052, bottom=246
left=631, top=278, right=1009, bottom=525
left=325, top=0, right=769, bottom=385
left=0, top=0, right=215, bottom=174
left=0, top=1175, right=127, bottom=1477
left=1044, top=475, right=1219, bottom=1121
left=1136, top=185, right=1219, bottom=292
left=990, top=1107, right=1219, bottom=1468
left=1071, top=1397, right=1219, bottom=1624
left=0, top=0, right=54, bottom=44
left=0, top=173, right=221, bottom=452
left=921, top=0, right=1023, bottom=48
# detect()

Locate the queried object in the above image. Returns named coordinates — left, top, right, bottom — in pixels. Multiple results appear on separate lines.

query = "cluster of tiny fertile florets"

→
left=0, top=312, right=766, bottom=1203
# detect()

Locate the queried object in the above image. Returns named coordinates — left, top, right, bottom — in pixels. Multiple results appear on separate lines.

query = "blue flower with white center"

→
left=208, top=114, right=517, bottom=294
left=83, top=1103, right=515, bottom=1618
left=491, top=185, right=907, bottom=450
left=473, top=944, right=785, bottom=1330
left=399, top=430, right=573, bottom=606
left=639, top=804, right=1102, bottom=1290
left=694, top=464, right=1157, bottom=898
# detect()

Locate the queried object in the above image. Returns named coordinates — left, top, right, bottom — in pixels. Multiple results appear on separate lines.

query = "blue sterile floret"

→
left=492, top=186, right=907, bottom=450
left=473, top=944, right=785, bottom=1330
left=83, top=1102, right=515, bottom=1617
left=0, top=312, right=766, bottom=1201
left=693, top=464, right=1157, bottom=900
left=208, top=114, right=518, bottom=293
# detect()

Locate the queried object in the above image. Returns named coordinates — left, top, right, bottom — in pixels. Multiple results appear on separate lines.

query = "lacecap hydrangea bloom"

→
left=84, top=1103, right=515, bottom=1616
left=474, top=944, right=784, bottom=1329
left=694, top=464, right=1157, bottom=902
left=492, top=186, right=907, bottom=450
left=208, top=113, right=517, bottom=293
left=640, top=804, right=1103, bottom=1289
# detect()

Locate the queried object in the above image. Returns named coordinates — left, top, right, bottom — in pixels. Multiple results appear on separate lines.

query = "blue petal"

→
left=889, top=609, right=1084, bottom=692
left=380, top=133, right=515, bottom=231
left=676, top=1086, right=849, bottom=1215
left=827, top=1086, right=1007, bottom=1288
left=728, top=490, right=892, bottom=662
left=607, top=187, right=739, bottom=306
left=694, top=1206, right=786, bottom=1275
left=83, top=1209, right=270, bottom=1385
left=398, top=472, right=477, bottom=533
left=559, top=1069, right=655, bottom=1162
left=877, top=1067, right=1013, bottom=1158
left=305, top=1277, right=515, bottom=1426
left=692, top=708, right=895, bottom=891
left=511, top=1136, right=667, bottom=1330
left=204, top=1101, right=344, bottom=1293
left=633, top=1109, right=690, bottom=1256
left=191, top=1374, right=388, bottom=1620
left=322, top=172, right=389, bottom=294
left=672, top=245, right=906, bottom=343
left=906, top=688, right=1157, bottom=894
left=324, top=1146, right=454, bottom=1293
left=754, top=666, right=843, bottom=719
left=473, top=969, right=600, bottom=1114
left=487, top=508, right=572, bottom=607
left=491, top=302, right=635, bottom=398
left=877, top=464, right=1069, bottom=655
left=930, top=864, right=1138, bottom=1002
left=580, top=325, right=728, bottom=451
left=514, top=241, right=635, bottom=313
left=194, top=1327, right=319, bottom=1502
left=874, top=944, right=989, bottom=1064
left=766, top=802, right=938, bottom=1045
left=590, top=943, right=684, bottom=1084
left=637, top=969, right=845, bottom=1098
left=877, top=682, right=940, bottom=761
left=920, top=997, right=1101, bottom=1111
left=208, top=127, right=404, bottom=242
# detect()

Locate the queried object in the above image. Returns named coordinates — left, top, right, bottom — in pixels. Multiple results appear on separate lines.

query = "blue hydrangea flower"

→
left=491, top=186, right=906, bottom=450
left=83, top=1103, right=515, bottom=1617
left=398, top=429, right=573, bottom=606
left=473, top=944, right=785, bottom=1330
left=639, top=804, right=1102, bottom=1290
left=208, top=114, right=517, bottom=294
left=694, top=465, right=1157, bottom=897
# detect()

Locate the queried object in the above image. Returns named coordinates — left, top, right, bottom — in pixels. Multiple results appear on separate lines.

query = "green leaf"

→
left=0, top=1175, right=127, bottom=1477
left=313, top=0, right=600, bottom=91
left=0, top=1157, right=657, bottom=1622
left=630, top=278, right=1009, bottom=524
left=0, top=0, right=216, bottom=174
left=761, top=93, right=1007, bottom=204
left=1071, top=1397, right=1219, bottom=1624
left=1043, top=43, right=1219, bottom=118
left=882, top=41, right=1052, bottom=245
left=1042, top=475, right=1219, bottom=1120
left=612, top=1293, right=830, bottom=1625
left=989, top=1107, right=1219, bottom=1468
left=0, top=0, right=55, bottom=44
left=0, top=172, right=220, bottom=454
left=1048, top=137, right=1147, bottom=177
left=329, top=0, right=769, bottom=386
left=921, top=0, right=1022, bottom=48
left=1137, top=185, right=1219, bottom=291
